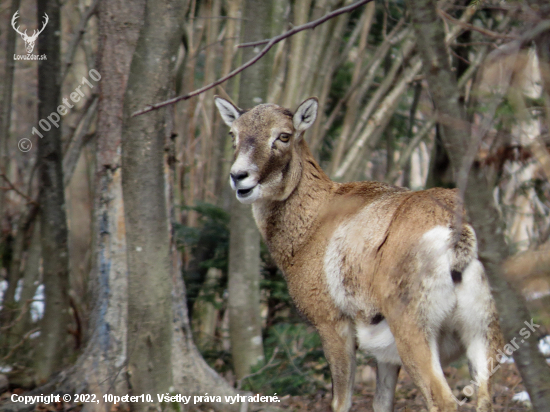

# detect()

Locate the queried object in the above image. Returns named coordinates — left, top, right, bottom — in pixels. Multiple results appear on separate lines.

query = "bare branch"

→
left=437, top=8, right=515, bottom=40
left=63, top=96, right=98, bottom=187
left=236, top=347, right=280, bottom=390
left=0, top=298, right=34, bottom=332
left=2, top=328, right=40, bottom=361
left=132, top=0, right=374, bottom=117
left=0, top=170, right=38, bottom=205
left=62, top=0, right=99, bottom=81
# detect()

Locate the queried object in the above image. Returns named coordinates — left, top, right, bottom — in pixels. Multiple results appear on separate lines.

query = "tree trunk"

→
left=34, top=0, right=72, bottom=384
left=0, top=0, right=20, bottom=231
left=121, top=0, right=185, bottom=407
left=408, top=1, right=550, bottom=410
left=227, top=0, right=272, bottom=380
left=53, top=0, right=145, bottom=404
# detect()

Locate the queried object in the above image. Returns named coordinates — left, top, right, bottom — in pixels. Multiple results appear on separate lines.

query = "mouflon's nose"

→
left=230, top=171, right=249, bottom=185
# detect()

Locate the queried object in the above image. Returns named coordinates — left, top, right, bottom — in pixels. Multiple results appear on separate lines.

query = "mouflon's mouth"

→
left=237, top=187, right=254, bottom=197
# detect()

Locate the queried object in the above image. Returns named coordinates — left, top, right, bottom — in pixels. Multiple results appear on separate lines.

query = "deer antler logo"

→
left=12, top=10, right=49, bottom=54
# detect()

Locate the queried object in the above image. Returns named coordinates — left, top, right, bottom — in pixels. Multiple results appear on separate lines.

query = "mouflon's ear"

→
left=214, top=96, right=242, bottom=127
left=293, top=97, right=318, bottom=133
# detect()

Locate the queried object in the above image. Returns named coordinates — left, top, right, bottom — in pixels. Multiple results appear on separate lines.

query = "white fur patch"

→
left=453, top=259, right=492, bottom=382
left=230, top=149, right=258, bottom=186
left=323, top=201, right=396, bottom=316
left=417, top=226, right=457, bottom=333
left=230, top=149, right=262, bottom=204
left=356, top=320, right=401, bottom=364
left=454, top=260, right=490, bottom=338
left=324, top=223, right=361, bottom=316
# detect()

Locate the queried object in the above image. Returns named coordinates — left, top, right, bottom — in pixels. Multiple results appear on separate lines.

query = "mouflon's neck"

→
left=252, top=140, right=334, bottom=269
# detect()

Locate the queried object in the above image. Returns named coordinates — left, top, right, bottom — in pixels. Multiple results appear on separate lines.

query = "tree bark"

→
left=0, top=0, right=20, bottom=231
left=121, top=0, right=186, bottom=408
left=34, top=0, right=72, bottom=384
left=226, top=0, right=272, bottom=381
left=408, top=1, right=550, bottom=410
left=52, top=0, right=145, bottom=405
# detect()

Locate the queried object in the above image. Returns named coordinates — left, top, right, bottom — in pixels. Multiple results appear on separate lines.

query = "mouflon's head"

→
left=215, top=97, right=318, bottom=204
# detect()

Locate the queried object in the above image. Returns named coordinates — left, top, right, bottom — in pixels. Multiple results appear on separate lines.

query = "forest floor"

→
left=0, top=361, right=535, bottom=412
left=276, top=362, right=532, bottom=411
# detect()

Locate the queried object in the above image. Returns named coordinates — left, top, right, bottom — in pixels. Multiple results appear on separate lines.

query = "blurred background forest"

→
left=0, top=0, right=549, bottom=411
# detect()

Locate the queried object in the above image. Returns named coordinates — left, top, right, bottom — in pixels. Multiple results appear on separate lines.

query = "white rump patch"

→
left=417, top=226, right=457, bottom=332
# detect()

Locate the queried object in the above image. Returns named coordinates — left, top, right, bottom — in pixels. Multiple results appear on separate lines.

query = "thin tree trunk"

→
left=408, top=1, right=550, bottom=410
left=217, top=0, right=243, bottom=199
left=121, top=0, right=186, bottom=407
left=334, top=58, right=423, bottom=180
left=10, top=219, right=41, bottom=345
left=0, top=0, right=20, bottom=229
left=34, top=0, right=72, bottom=384
left=227, top=0, right=272, bottom=380
left=281, top=0, right=312, bottom=107
left=331, top=35, right=416, bottom=176
left=328, top=2, right=376, bottom=176
left=308, top=11, right=350, bottom=154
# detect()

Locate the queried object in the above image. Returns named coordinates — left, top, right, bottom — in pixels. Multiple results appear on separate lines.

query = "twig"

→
left=0, top=171, right=38, bottom=205
left=190, top=36, right=240, bottom=62
left=452, top=41, right=499, bottom=49
left=236, top=347, right=280, bottom=390
left=132, top=0, right=374, bottom=117
left=450, top=48, right=471, bottom=66
left=2, top=327, right=40, bottom=361
left=0, top=299, right=34, bottom=332
left=437, top=8, right=516, bottom=40
left=273, top=327, right=305, bottom=377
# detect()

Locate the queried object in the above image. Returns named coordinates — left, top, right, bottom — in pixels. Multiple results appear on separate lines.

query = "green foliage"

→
left=175, top=202, right=229, bottom=269
left=174, top=202, right=230, bottom=308
left=179, top=204, right=328, bottom=395
left=240, top=323, right=329, bottom=395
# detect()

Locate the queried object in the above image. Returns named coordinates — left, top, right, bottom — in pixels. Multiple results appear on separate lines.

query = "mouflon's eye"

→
left=278, top=133, right=291, bottom=143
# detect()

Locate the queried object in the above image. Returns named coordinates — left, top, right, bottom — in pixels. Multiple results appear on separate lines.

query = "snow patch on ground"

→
left=539, top=335, right=550, bottom=357
left=512, top=391, right=530, bottom=404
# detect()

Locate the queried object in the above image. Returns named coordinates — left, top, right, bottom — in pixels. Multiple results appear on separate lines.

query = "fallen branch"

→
left=132, top=0, right=374, bottom=117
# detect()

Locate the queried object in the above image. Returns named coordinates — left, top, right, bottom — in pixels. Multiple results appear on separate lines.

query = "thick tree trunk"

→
left=227, top=0, right=272, bottom=380
left=408, top=1, right=550, bottom=410
left=34, top=0, right=72, bottom=384
left=53, top=0, right=145, bottom=405
left=31, top=2, right=241, bottom=410
left=121, top=2, right=247, bottom=410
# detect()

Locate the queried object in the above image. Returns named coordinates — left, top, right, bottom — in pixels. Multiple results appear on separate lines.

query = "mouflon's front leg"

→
left=317, top=319, right=357, bottom=412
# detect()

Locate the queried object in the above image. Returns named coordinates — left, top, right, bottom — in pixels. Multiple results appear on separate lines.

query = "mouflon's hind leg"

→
left=454, top=259, right=502, bottom=412
left=384, top=307, right=458, bottom=412
left=373, top=362, right=400, bottom=412
left=318, top=320, right=356, bottom=412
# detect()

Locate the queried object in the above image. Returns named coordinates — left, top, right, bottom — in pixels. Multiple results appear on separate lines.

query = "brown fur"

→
left=216, top=97, right=501, bottom=412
